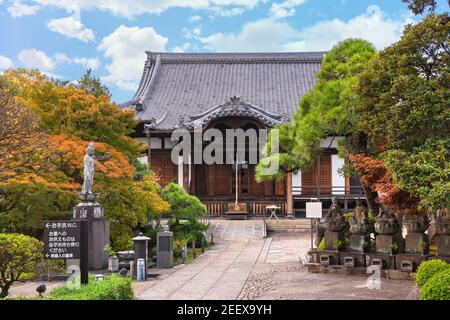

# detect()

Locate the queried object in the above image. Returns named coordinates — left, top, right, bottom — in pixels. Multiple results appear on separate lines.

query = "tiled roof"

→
left=120, top=51, right=324, bottom=130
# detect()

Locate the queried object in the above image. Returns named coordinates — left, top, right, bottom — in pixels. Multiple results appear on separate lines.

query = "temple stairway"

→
left=266, top=219, right=311, bottom=234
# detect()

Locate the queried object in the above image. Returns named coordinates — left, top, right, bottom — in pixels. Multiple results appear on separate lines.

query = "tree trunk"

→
left=0, top=284, right=11, bottom=299
left=362, top=183, right=379, bottom=215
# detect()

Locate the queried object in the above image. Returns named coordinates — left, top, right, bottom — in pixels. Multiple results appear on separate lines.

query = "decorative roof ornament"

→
left=186, top=97, right=282, bottom=129
left=143, top=113, right=168, bottom=134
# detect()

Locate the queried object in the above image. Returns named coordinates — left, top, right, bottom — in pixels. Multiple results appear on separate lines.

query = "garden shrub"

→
left=416, top=259, right=450, bottom=286
left=0, top=233, right=43, bottom=298
left=419, top=268, right=450, bottom=300
left=318, top=238, right=326, bottom=251
left=47, top=275, right=133, bottom=300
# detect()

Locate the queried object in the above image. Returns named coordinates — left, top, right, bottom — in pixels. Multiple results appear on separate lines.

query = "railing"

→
left=251, top=201, right=286, bottom=216
left=292, top=186, right=364, bottom=198
left=202, top=200, right=287, bottom=217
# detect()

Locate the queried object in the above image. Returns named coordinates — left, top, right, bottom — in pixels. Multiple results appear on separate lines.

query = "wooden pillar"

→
left=286, top=171, right=294, bottom=217
left=145, top=129, right=151, bottom=167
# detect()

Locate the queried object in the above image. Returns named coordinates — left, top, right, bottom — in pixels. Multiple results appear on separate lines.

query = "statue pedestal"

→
left=437, top=235, right=450, bottom=256
left=395, top=253, right=428, bottom=272
left=324, top=230, right=345, bottom=251
left=73, top=193, right=110, bottom=270
left=376, top=234, right=400, bottom=254
left=405, top=232, right=429, bottom=254
left=348, top=234, right=369, bottom=253
left=366, top=253, right=396, bottom=270
left=339, top=252, right=366, bottom=267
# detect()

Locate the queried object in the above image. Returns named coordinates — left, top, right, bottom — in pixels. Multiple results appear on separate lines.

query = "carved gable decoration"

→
left=185, top=96, right=282, bottom=129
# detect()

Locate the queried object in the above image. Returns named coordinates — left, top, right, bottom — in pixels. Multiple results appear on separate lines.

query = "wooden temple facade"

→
left=121, top=52, right=364, bottom=218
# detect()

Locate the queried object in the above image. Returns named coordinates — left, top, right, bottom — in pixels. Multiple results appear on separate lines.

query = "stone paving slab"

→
left=138, top=222, right=418, bottom=300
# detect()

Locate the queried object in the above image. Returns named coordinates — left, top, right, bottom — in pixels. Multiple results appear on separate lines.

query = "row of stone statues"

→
left=323, top=196, right=401, bottom=236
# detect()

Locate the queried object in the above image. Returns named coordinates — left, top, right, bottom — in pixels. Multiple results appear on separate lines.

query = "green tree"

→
left=0, top=233, right=43, bottom=298
left=161, top=183, right=207, bottom=223
left=357, top=14, right=449, bottom=211
left=5, top=69, right=144, bottom=159
left=402, top=0, right=441, bottom=15
left=77, top=69, right=111, bottom=98
left=257, top=39, right=379, bottom=211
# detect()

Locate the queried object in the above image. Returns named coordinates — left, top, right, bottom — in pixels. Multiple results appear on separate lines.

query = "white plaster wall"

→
left=164, top=137, right=177, bottom=149
left=332, top=154, right=345, bottom=195
left=150, top=137, right=162, bottom=149
left=293, top=171, right=302, bottom=195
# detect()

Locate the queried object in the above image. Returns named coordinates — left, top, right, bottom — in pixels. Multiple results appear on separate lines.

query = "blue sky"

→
left=0, top=0, right=448, bottom=103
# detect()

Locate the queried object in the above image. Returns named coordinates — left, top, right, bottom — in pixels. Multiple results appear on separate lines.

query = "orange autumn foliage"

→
left=348, top=153, right=419, bottom=210
left=48, top=134, right=135, bottom=181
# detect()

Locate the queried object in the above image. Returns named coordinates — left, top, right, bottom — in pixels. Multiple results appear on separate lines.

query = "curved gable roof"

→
left=121, top=51, right=324, bottom=130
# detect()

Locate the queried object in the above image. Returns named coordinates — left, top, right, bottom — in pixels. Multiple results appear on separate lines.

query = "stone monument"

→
left=323, top=197, right=346, bottom=251
left=396, top=209, right=430, bottom=271
left=374, top=205, right=401, bottom=254
left=435, top=208, right=450, bottom=258
left=348, top=198, right=371, bottom=252
left=73, top=142, right=110, bottom=270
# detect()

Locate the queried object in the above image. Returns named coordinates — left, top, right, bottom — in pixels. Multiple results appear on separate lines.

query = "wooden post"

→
left=286, top=171, right=293, bottom=217
left=145, top=128, right=151, bottom=168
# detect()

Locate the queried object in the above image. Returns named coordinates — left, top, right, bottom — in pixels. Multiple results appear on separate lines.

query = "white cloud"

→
left=47, top=16, right=95, bottom=43
left=17, top=48, right=54, bottom=71
left=98, top=25, right=168, bottom=91
left=54, top=52, right=100, bottom=70
left=30, top=0, right=263, bottom=19
left=189, top=15, right=202, bottom=23
left=269, top=0, right=305, bottom=19
left=283, top=5, right=412, bottom=51
left=7, top=0, right=40, bottom=17
left=209, top=6, right=245, bottom=17
left=0, top=54, right=13, bottom=69
left=200, top=18, right=297, bottom=51
left=202, top=6, right=411, bottom=52
left=172, top=43, right=191, bottom=53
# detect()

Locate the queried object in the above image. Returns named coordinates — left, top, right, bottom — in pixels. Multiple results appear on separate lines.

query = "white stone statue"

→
left=82, top=142, right=95, bottom=194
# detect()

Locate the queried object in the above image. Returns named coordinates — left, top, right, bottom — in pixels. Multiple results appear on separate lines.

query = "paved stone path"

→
left=138, top=220, right=418, bottom=300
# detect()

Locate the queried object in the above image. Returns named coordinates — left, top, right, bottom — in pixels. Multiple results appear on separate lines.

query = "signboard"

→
left=306, top=202, right=323, bottom=219
left=44, top=220, right=81, bottom=259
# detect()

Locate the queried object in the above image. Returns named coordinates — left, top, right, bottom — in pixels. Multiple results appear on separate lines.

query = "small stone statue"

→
left=324, top=197, right=345, bottom=232
left=374, top=204, right=399, bottom=235
left=349, top=198, right=370, bottom=235
left=82, top=142, right=95, bottom=194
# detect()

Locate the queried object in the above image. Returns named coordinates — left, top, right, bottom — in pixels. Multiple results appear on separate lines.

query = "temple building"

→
left=121, top=52, right=363, bottom=218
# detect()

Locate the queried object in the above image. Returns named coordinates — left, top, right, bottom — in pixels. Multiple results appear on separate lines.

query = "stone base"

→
left=348, top=234, right=370, bottom=253
left=427, top=255, right=450, bottom=264
left=306, top=264, right=415, bottom=280
left=306, top=263, right=346, bottom=275
left=87, top=218, right=110, bottom=270
left=310, top=250, right=340, bottom=266
left=405, top=233, right=429, bottom=254
left=73, top=199, right=109, bottom=270
left=324, top=230, right=345, bottom=251
left=376, top=234, right=400, bottom=254
left=366, top=253, right=396, bottom=270
left=395, top=253, right=428, bottom=272
left=437, top=235, right=450, bottom=256
left=339, top=252, right=366, bottom=268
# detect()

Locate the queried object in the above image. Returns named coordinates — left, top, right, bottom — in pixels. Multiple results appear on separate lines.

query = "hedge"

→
left=416, top=259, right=450, bottom=287
left=420, top=268, right=450, bottom=300
left=46, top=275, right=133, bottom=300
